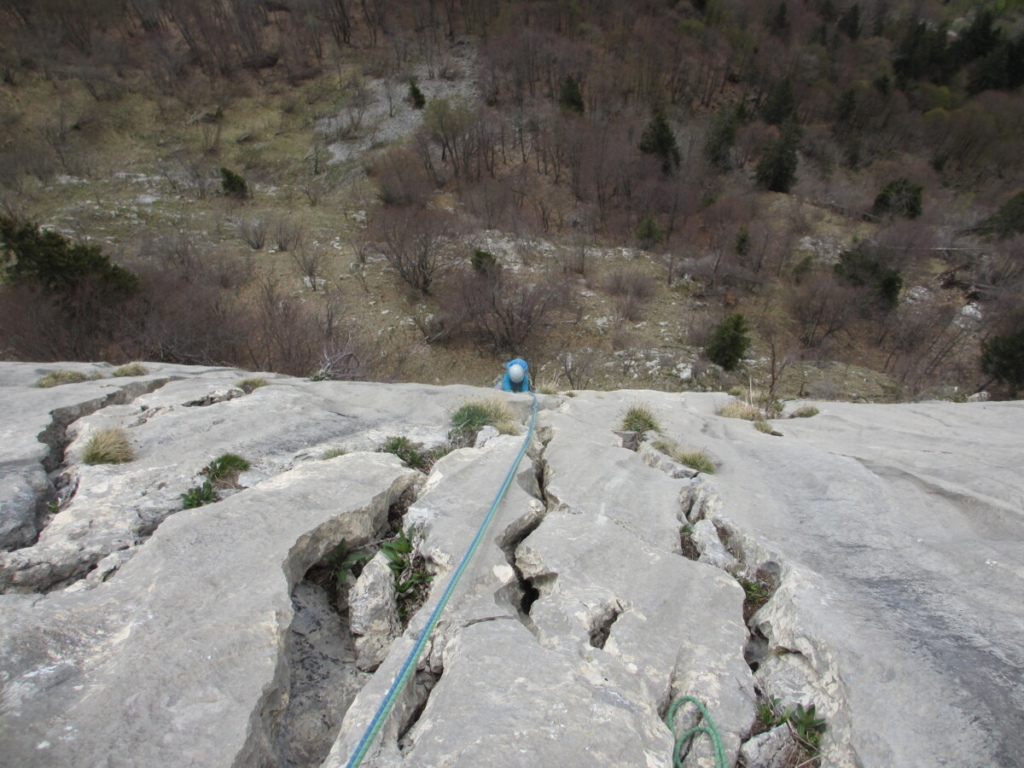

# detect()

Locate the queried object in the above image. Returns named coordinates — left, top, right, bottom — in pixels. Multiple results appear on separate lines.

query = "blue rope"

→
left=344, top=392, right=539, bottom=768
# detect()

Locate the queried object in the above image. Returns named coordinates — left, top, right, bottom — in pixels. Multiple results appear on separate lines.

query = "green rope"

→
left=664, top=696, right=728, bottom=768
left=343, top=392, right=538, bottom=768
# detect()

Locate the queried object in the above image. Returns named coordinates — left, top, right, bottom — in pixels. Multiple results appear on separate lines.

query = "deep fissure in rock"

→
left=588, top=600, right=624, bottom=649
left=679, top=525, right=700, bottom=560
left=397, top=668, right=442, bottom=752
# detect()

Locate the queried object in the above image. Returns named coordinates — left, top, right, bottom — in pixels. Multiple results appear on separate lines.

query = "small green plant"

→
left=756, top=695, right=784, bottom=728
left=181, top=481, right=218, bottom=509
left=381, top=436, right=425, bottom=469
left=786, top=703, right=827, bottom=749
left=37, top=371, right=90, bottom=388
left=113, top=362, right=148, bottom=377
left=236, top=377, right=267, bottom=393
left=753, top=419, right=774, bottom=434
left=202, top=453, right=251, bottom=487
left=324, top=539, right=372, bottom=587
left=321, top=447, right=347, bottom=460
left=634, top=214, right=666, bottom=250
left=81, top=428, right=134, bottom=465
left=622, top=404, right=660, bottom=433
left=381, top=527, right=433, bottom=619
left=790, top=405, right=819, bottom=418
left=220, top=167, right=249, bottom=199
left=739, top=576, right=774, bottom=612
left=677, top=450, right=716, bottom=474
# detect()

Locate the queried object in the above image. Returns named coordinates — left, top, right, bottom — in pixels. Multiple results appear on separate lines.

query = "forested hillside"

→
left=0, top=0, right=1022, bottom=400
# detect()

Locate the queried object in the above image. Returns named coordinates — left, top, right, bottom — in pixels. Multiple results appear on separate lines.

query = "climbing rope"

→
left=344, top=392, right=539, bottom=768
left=664, top=695, right=728, bottom=768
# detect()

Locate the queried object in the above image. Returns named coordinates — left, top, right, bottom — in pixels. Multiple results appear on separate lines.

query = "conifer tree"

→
left=639, top=112, right=681, bottom=174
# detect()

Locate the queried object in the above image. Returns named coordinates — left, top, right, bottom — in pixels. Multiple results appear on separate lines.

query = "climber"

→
left=498, top=358, right=531, bottom=393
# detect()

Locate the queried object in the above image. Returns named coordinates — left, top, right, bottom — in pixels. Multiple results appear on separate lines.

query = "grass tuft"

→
left=202, top=453, right=251, bottom=487
left=753, top=419, right=774, bottom=434
left=718, top=400, right=763, bottom=421
left=622, top=403, right=660, bottom=433
left=381, top=436, right=425, bottom=469
left=113, top=362, right=148, bottom=377
left=652, top=438, right=715, bottom=473
left=237, top=377, right=267, bottom=393
left=37, top=371, right=93, bottom=388
left=677, top=450, right=716, bottom=474
left=81, top=428, right=135, bottom=465
left=321, top=447, right=347, bottom=460
left=451, top=397, right=518, bottom=440
left=790, top=405, right=820, bottom=418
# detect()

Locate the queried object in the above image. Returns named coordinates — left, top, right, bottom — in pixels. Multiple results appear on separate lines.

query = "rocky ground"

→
left=0, top=362, right=1021, bottom=767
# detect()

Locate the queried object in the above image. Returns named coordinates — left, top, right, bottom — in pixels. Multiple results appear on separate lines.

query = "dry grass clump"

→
left=321, top=447, right=347, bottom=460
left=718, top=400, right=763, bottom=421
left=37, top=371, right=94, bottom=388
left=113, top=362, right=148, bottom=377
left=237, top=377, right=267, bottom=393
left=651, top=438, right=715, bottom=474
left=753, top=419, right=774, bottom=434
left=790, top=405, right=820, bottom=418
left=451, top=397, right=519, bottom=436
left=81, top=428, right=135, bottom=465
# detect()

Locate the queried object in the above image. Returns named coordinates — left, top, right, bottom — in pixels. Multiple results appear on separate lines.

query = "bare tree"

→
left=367, top=206, right=460, bottom=295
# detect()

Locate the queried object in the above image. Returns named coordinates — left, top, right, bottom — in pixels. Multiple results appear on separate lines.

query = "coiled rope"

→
left=664, top=695, right=728, bottom=768
left=344, top=392, right=539, bottom=768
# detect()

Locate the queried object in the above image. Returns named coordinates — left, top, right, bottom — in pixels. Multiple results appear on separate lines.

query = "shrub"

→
left=979, top=191, right=1024, bottom=239
left=705, top=314, right=751, bottom=371
left=872, top=178, right=923, bottom=219
left=236, top=377, right=267, bottom=393
left=981, top=330, right=1024, bottom=395
left=471, top=249, right=498, bottom=272
left=220, top=167, right=249, bottom=199
left=82, top=428, right=134, bottom=464
left=622, top=404, right=660, bottom=433
left=835, top=245, right=903, bottom=310
left=638, top=112, right=680, bottom=173
left=635, top=215, right=666, bottom=250
left=37, top=371, right=91, bottom=387
left=113, top=362, right=148, bottom=377
left=790, top=405, right=820, bottom=418
left=408, top=79, right=426, bottom=109
left=558, top=74, right=584, bottom=113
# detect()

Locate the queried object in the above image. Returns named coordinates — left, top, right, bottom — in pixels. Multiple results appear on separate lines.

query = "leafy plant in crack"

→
left=756, top=695, right=784, bottom=728
left=324, top=539, right=372, bottom=588
left=381, top=527, right=433, bottom=621
left=181, top=481, right=218, bottom=509
left=786, top=703, right=827, bottom=750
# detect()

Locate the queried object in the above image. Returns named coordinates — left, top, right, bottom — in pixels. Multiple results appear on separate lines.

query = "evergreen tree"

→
left=982, top=330, right=1024, bottom=395
left=872, top=178, right=923, bottom=219
left=755, top=123, right=800, bottom=193
left=837, top=3, right=861, bottom=40
left=558, top=74, right=584, bottom=114
left=706, top=314, right=751, bottom=371
left=408, top=79, right=426, bottom=109
left=767, top=2, right=789, bottom=37
left=761, top=77, right=796, bottom=126
left=705, top=103, right=740, bottom=171
left=220, top=167, right=249, bottom=199
left=639, top=112, right=681, bottom=174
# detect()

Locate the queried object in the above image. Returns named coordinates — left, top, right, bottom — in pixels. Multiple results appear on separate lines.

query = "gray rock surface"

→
left=0, top=369, right=1022, bottom=768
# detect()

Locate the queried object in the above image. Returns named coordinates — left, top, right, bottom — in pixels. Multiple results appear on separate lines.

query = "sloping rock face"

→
left=1, top=364, right=1022, bottom=768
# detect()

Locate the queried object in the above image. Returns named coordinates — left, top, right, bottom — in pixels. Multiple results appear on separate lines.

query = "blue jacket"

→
left=500, top=358, right=531, bottom=393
